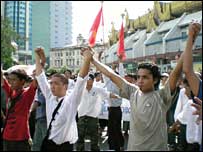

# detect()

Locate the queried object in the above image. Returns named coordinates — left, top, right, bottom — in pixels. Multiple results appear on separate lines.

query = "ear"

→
left=153, top=78, right=159, bottom=85
left=64, top=84, right=68, bottom=90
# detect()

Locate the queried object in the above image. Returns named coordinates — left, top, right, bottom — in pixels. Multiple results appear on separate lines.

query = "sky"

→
left=72, top=1, right=155, bottom=44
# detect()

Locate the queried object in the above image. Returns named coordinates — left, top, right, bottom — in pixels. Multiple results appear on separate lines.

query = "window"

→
left=181, top=31, right=187, bottom=41
left=61, top=60, right=63, bottom=66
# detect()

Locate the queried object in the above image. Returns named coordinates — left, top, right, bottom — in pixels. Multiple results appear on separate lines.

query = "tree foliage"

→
left=1, top=17, right=19, bottom=69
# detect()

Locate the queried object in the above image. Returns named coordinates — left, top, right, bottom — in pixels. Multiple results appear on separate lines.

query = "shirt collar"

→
left=56, top=96, right=65, bottom=102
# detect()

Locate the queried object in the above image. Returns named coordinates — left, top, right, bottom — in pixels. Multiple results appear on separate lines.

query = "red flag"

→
left=117, top=22, right=126, bottom=61
left=88, top=6, right=103, bottom=47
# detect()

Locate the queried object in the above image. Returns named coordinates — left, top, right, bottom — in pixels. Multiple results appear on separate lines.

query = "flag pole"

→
left=98, top=1, right=105, bottom=62
left=101, top=1, right=104, bottom=44
left=101, top=1, right=105, bottom=50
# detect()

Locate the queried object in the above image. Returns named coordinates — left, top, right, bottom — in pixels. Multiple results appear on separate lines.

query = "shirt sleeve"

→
left=174, top=88, right=188, bottom=124
left=119, top=80, right=138, bottom=100
left=2, top=79, right=12, bottom=98
left=35, top=71, right=52, bottom=100
left=158, top=80, right=174, bottom=111
left=177, top=100, right=193, bottom=125
left=23, top=81, right=37, bottom=108
left=97, top=87, right=110, bottom=100
left=67, top=75, right=88, bottom=114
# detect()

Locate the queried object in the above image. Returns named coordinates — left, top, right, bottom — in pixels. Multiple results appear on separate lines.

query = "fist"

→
left=35, top=46, right=46, bottom=67
left=80, top=47, right=94, bottom=61
left=188, top=21, right=201, bottom=42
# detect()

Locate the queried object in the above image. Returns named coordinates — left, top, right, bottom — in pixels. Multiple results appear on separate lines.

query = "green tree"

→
left=1, top=17, right=19, bottom=69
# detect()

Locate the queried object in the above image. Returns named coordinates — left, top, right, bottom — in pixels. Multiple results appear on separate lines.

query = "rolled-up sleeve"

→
left=119, top=80, right=138, bottom=100
left=159, top=80, right=174, bottom=111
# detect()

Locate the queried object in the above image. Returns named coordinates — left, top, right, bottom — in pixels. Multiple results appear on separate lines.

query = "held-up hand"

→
left=188, top=21, right=201, bottom=43
left=35, top=46, right=46, bottom=67
left=168, top=122, right=180, bottom=134
left=80, top=46, right=94, bottom=61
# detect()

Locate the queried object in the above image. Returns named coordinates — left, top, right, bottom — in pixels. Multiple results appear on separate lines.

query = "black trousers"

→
left=41, top=139, right=73, bottom=151
left=3, top=140, right=31, bottom=151
left=108, top=107, right=124, bottom=151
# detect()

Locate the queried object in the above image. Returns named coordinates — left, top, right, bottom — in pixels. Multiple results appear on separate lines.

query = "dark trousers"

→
left=176, top=124, right=188, bottom=151
left=187, top=143, right=200, bottom=151
left=76, top=116, right=99, bottom=151
left=108, top=107, right=124, bottom=151
left=41, top=139, right=73, bottom=151
left=3, top=140, right=31, bottom=151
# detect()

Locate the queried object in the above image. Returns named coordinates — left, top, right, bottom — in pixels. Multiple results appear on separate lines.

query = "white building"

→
left=50, top=1, right=72, bottom=48
left=50, top=34, right=107, bottom=72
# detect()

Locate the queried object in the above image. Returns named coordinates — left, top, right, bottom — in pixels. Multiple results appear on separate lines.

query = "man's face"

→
left=87, top=79, right=94, bottom=87
left=95, top=74, right=101, bottom=82
left=64, top=71, right=71, bottom=79
left=161, top=76, right=168, bottom=84
left=50, top=77, right=67, bottom=96
left=8, top=74, right=25, bottom=90
left=137, top=69, right=155, bottom=93
left=124, top=76, right=133, bottom=83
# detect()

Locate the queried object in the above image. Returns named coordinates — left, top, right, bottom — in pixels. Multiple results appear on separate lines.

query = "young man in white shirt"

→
left=76, top=73, right=120, bottom=151
left=34, top=46, right=93, bottom=151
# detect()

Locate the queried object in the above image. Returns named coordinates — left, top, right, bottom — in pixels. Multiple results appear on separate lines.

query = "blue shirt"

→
left=35, top=88, right=46, bottom=120
left=197, top=80, right=202, bottom=100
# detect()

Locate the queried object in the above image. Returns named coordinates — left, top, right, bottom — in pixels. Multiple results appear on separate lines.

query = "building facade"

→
left=32, top=1, right=50, bottom=65
left=4, top=1, right=32, bottom=64
left=102, top=11, right=202, bottom=73
left=50, top=1, right=72, bottom=48
left=50, top=34, right=106, bottom=73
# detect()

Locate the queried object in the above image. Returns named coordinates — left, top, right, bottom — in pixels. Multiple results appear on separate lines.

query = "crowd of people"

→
left=1, top=22, right=202, bottom=151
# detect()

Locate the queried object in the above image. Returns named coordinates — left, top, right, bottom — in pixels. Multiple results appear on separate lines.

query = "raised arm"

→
left=35, top=47, right=45, bottom=76
left=168, top=53, right=183, bottom=93
left=183, top=22, right=201, bottom=96
left=79, top=48, right=93, bottom=78
left=91, top=50, right=126, bottom=90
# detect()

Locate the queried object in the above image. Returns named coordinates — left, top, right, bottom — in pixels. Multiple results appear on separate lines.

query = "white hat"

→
left=161, top=73, right=169, bottom=77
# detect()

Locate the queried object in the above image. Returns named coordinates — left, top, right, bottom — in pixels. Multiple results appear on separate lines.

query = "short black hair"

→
left=138, top=63, right=161, bottom=78
left=65, top=69, right=72, bottom=75
left=10, top=69, right=28, bottom=81
left=138, top=63, right=161, bottom=90
left=88, top=74, right=95, bottom=80
left=126, top=73, right=137, bottom=80
left=94, top=72, right=101, bottom=78
left=52, top=73, right=69, bottom=84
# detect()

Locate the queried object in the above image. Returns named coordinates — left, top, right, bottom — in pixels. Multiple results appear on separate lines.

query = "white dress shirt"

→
left=78, top=86, right=110, bottom=118
left=36, top=71, right=88, bottom=144
left=174, top=88, right=189, bottom=123
left=175, top=88, right=202, bottom=144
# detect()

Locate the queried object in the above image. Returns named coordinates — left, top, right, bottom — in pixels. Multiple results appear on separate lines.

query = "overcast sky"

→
left=72, top=1, right=155, bottom=44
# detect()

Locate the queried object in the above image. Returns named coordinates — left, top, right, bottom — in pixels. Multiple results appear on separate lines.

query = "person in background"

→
left=30, top=87, right=47, bottom=151
left=64, top=69, right=75, bottom=92
left=159, top=73, right=169, bottom=89
left=76, top=73, right=120, bottom=151
left=182, top=21, right=202, bottom=151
